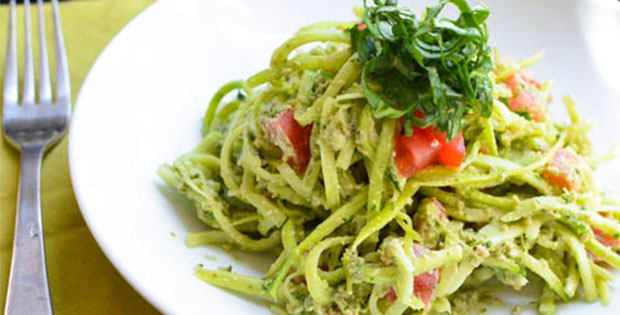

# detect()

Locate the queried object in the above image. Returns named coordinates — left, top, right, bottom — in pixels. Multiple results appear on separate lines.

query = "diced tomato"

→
left=395, top=110, right=466, bottom=177
left=395, top=127, right=465, bottom=178
left=504, top=73, right=521, bottom=97
left=386, top=286, right=397, bottom=303
left=542, top=148, right=583, bottom=191
left=509, top=89, right=546, bottom=122
left=395, top=130, right=441, bottom=178
left=593, top=227, right=620, bottom=248
left=437, top=133, right=465, bottom=167
left=412, top=244, right=439, bottom=307
left=508, top=88, right=533, bottom=111
left=272, top=107, right=313, bottom=174
left=505, top=71, right=545, bottom=122
left=358, top=23, right=367, bottom=30
left=414, top=270, right=440, bottom=307
left=385, top=244, right=439, bottom=308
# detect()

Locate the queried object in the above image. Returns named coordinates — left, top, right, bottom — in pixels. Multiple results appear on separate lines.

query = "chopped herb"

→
left=350, top=0, right=493, bottom=139
left=236, top=89, right=246, bottom=101
left=514, top=110, right=532, bottom=121
left=262, top=282, right=271, bottom=291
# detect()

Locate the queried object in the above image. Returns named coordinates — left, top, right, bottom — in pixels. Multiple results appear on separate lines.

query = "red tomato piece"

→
left=412, top=244, right=439, bottom=308
left=593, top=227, right=620, bottom=248
left=395, top=130, right=441, bottom=178
left=386, top=244, right=439, bottom=308
left=414, top=270, right=440, bottom=307
left=386, top=286, right=397, bottom=303
left=505, top=71, right=545, bottom=122
left=508, top=88, right=533, bottom=112
left=437, top=133, right=465, bottom=168
left=504, top=73, right=521, bottom=95
left=273, top=108, right=313, bottom=174
left=509, top=89, right=546, bottom=122
left=395, top=110, right=465, bottom=177
left=542, top=148, right=583, bottom=191
left=395, top=123, right=466, bottom=178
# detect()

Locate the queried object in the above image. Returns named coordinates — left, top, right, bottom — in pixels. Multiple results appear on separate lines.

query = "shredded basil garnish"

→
left=350, top=0, right=493, bottom=139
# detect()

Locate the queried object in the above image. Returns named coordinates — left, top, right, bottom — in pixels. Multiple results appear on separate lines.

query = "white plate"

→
left=69, top=0, right=620, bottom=314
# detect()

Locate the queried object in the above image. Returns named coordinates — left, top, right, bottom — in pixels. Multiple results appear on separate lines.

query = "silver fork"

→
left=3, top=0, right=70, bottom=314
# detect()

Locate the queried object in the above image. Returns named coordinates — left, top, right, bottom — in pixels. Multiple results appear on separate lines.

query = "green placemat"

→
left=0, top=1, right=159, bottom=313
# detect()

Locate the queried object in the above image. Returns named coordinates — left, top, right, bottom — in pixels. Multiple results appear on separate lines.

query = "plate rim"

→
left=67, top=1, right=169, bottom=313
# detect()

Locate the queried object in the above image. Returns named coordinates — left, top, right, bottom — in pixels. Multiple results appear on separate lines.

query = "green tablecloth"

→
left=0, top=1, right=159, bottom=313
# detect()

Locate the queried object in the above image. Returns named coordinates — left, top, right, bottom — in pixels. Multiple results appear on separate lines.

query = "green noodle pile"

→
left=158, top=8, right=620, bottom=315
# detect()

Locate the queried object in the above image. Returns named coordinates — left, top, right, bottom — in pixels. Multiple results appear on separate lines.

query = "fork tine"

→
left=37, top=0, right=52, bottom=104
left=22, top=0, right=36, bottom=105
left=51, top=0, right=71, bottom=107
left=3, top=0, right=18, bottom=107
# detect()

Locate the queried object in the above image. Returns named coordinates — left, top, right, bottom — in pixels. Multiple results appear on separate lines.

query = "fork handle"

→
left=4, top=144, right=53, bottom=315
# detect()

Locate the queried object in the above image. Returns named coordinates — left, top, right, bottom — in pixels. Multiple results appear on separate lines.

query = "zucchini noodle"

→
left=158, top=4, right=620, bottom=314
